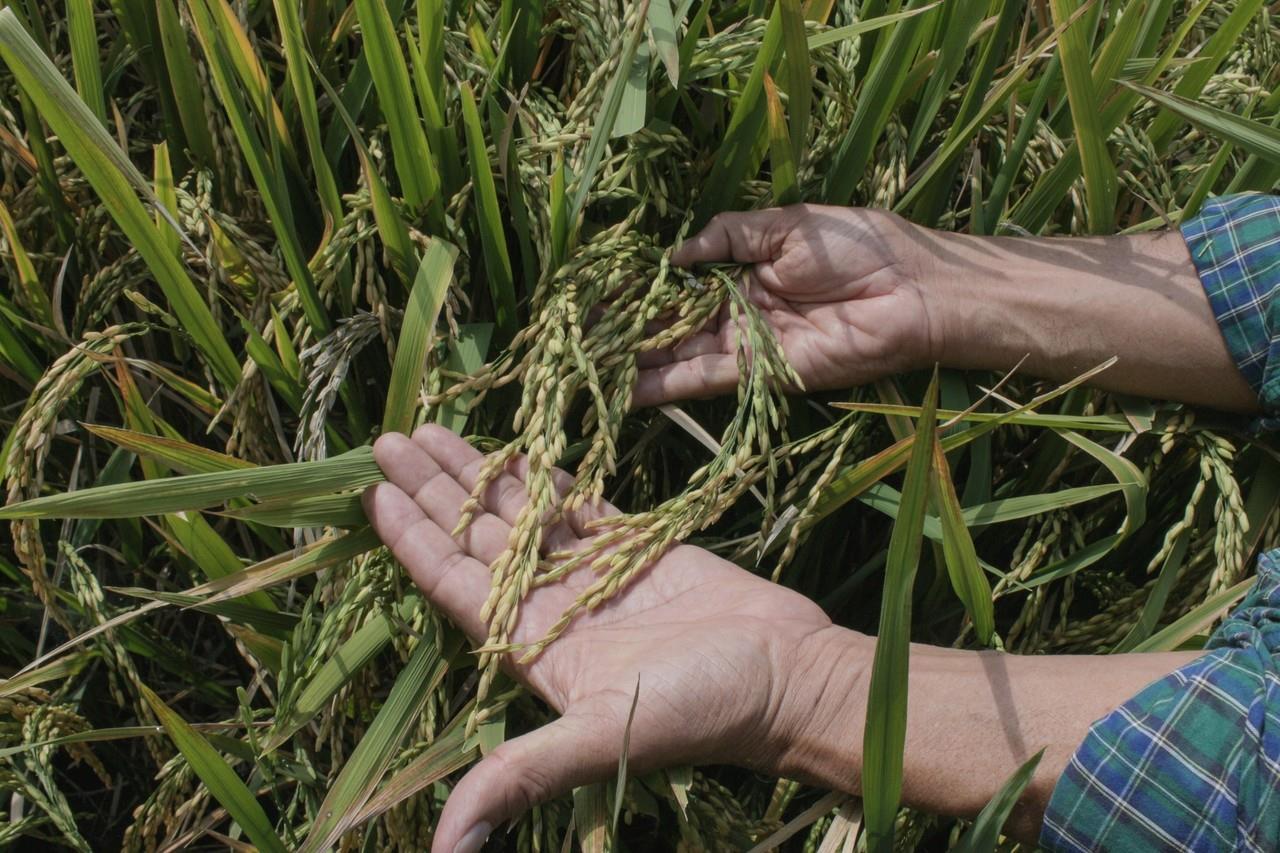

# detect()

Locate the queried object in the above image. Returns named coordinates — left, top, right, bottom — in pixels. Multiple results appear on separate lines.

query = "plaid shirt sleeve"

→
left=1039, top=193, right=1280, bottom=852
left=1180, top=192, right=1280, bottom=411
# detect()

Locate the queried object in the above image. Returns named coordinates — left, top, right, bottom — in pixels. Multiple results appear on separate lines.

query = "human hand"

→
left=363, top=425, right=844, bottom=853
left=634, top=204, right=938, bottom=405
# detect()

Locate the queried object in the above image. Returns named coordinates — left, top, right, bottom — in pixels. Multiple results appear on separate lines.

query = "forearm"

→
left=917, top=227, right=1258, bottom=412
left=780, top=626, right=1203, bottom=840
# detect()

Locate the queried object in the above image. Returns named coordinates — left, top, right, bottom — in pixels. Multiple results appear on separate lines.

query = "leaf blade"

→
left=139, top=684, right=287, bottom=853
left=862, top=369, right=938, bottom=851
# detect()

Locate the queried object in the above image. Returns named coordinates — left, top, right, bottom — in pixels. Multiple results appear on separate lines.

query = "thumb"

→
left=433, top=713, right=619, bottom=853
left=672, top=208, right=801, bottom=267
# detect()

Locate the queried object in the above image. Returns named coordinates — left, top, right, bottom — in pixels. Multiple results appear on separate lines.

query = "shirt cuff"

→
left=1039, top=551, right=1280, bottom=851
left=1180, top=192, right=1280, bottom=414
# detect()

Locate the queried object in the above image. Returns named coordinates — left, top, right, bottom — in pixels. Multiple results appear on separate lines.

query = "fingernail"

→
left=453, top=822, right=492, bottom=853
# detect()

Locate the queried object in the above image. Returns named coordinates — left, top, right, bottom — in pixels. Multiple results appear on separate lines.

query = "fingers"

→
left=671, top=208, right=798, bottom=267
left=361, top=483, right=488, bottom=639
left=432, top=714, right=617, bottom=853
left=633, top=354, right=741, bottom=407
left=372, top=432, right=513, bottom=565
left=410, top=424, right=532, bottom=526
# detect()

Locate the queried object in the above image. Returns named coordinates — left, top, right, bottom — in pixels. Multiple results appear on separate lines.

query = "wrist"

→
left=772, top=625, right=872, bottom=793
left=913, top=228, right=1047, bottom=374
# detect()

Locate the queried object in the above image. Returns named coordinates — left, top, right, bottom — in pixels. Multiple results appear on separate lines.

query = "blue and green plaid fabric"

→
left=1181, top=192, right=1280, bottom=412
left=1040, top=193, right=1280, bottom=853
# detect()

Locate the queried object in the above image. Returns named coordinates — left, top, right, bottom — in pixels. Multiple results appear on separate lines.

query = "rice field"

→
left=0, top=0, right=1278, bottom=849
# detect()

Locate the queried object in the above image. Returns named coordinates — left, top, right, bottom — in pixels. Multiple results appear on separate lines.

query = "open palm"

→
left=634, top=204, right=935, bottom=405
left=363, top=425, right=837, bottom=853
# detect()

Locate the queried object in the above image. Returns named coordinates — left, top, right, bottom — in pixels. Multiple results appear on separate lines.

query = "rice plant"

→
left=0, top=0, right=1277, bottom=849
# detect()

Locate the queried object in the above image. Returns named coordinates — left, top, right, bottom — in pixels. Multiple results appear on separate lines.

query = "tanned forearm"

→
left=914, top=227, right=1259, bottom=413
left=779, top=626, right=1203, bottom=841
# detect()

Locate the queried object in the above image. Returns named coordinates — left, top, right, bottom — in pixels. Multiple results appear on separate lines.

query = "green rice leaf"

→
left=242, top=319, right=304, bottom=412
left=983, top=58, right=1060, bottom=227
left=614, top=39, right=650, bottom=137
left=184, top=0, right=329, bottom=335
left=152, top=142, right=180, bottom=258
left=1223, top=86, right=1280, bottom=194
left=692, top=4, right=781, bottom=223
left=1181, top=122, right=1238, bottom=220
left=859, top=482, right=1126, bottom=540
left=0, top=723, right=252, bottom=760
left=299, top=632, right=448, bottom=852
left=862, top=369, right=938, bottom=852
left=320, top=0, right=406, bottom=162
left=569, top=0, right=651, bottom=234
left=831, top=402, right=1133, bottom=432
left=1088, top=0, right=1147, bottom=97
left=906, top=0, right=986, bottom=159
left=185, top=527, right=382, bottom=606
left=0, top=446, right=381, bottom=519
left=346, top=706, right=478, bottom=832
left=647, top=0, right=679, bottom=86
left=460, top=82, right=518, bottom=341
left=0, top=652, right=94, bottom=698
left=953, top=750, right=1044, bottom=853
left=1146, top=0, right=1263, bottom=150
left=435, top=324, right=495, bottom=433
left=153, top=0, right=213, bottom=164
left=1010, top=0, right=1211, bottom=231
left=266, top=598, right=420, bottom=750
left=270, top=0, right=342, bottom=220
left=306, top=51, right=416, bottom=287
left=201, top=0, right=298, bottom=166
left=778, top=0, right=811, bottom=161
left=81, top=424, right=254, bottom=474
left=549, top=151, right=569, bottom=267
left=1133, top=575, right=1254, bottom=653
left=1059, top=430, right=1147, bottom=540
left=1112, top=525, right=1192, bottom=653
left=383, top=239, right=458, bottom=434
left=574, top=782, right=611, bottom=853
left=218, top=492, right=366, bottom=528
left=654, top=0, right=709, bottom=121
left=763, top=73, right=799, bottom=206
left=406, top=20, right=463, bottom=197
left=810, top=360, right=1117, bottom=525
left=822, top=0, right=933, bottom=206
left=110, top=588, right=297, bottom=637
left=930, top=437, right=994, bottom=643
left=66, top=0, right=104, bottom=124
left=0, top=197, right=52, bottom=328
left=1050, top=0, right=1116, bottom=233
left=1019, top=430, right=1148, bottom=588
left=418, top=0, right=445, bottom=109
left=805, top=2, right=939, bottom=48
left=895, top=4, right=1051, bottom=214
left=201, top=0, right=296, bottom=161
left=139, top=684, right=288, bottom=853
left=500, top=0, right=544, bottom=86
left=15, top=79, right=76, bottom=247
left=0, top=8, right=242, bottom=388
left=1125, top=82, right=1280, bottom=166
left=354, top=0, right=440, bottom=214
left=0, top=306, right=42, bottom=383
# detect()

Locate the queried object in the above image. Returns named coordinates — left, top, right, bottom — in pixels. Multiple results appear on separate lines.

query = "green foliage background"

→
left=0, top=0, right=1278, bottom=849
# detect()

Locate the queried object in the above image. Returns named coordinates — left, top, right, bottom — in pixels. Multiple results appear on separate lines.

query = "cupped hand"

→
left=363, top=425, right=839, bottom=853
left=634, top=204, right=938, bottom=405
